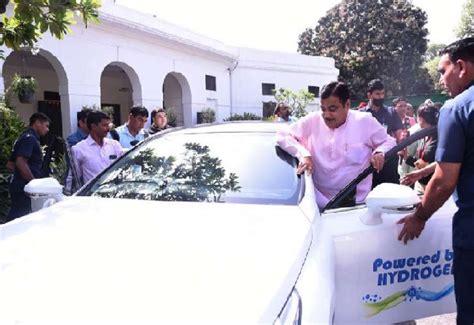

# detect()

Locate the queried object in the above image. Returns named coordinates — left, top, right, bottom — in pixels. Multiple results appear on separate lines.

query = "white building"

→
left=1, top=0, right=338, bottom=138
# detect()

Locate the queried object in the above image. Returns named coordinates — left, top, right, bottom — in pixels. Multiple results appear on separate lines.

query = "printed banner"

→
left=333, top=216, right=455, bottom=324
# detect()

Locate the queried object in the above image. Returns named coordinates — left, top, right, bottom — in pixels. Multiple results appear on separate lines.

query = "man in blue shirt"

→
left=112, top=106, right=149, bottom=149
left=362, top=79, right=403, bottom=187
left=397, top=38, right=474, bottom=324
left=66, top=109, right=91, bottom=147
left=7, top=112, right=50, bottom=221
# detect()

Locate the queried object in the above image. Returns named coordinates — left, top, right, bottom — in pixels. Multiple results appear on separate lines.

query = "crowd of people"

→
left=6, top=106, right=172, bottom=221
left=276, top=37, right=474, bottom=324
left=5, top=36, right=474, bottom=324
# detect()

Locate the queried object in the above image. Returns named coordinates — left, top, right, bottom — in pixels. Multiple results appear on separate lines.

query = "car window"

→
left=79, top=133, right=300, bottom=205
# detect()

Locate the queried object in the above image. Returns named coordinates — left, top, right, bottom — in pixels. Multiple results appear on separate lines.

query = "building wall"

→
left=0, top=0, right=338, bottom=137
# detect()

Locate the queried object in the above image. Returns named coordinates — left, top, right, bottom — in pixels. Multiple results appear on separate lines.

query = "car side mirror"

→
left=24, top=177, right=65, bottom=212
left=360, top=183, right=420, bottom=225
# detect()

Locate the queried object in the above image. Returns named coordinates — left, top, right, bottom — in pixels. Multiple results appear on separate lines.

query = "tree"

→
left=424, top=43, right=446, bottom=92
left=0, top=0, right=100, bottom=53
left=273, top=88, right=315, bottom=118
left=424, top=43, right=446, bottom=61
left=298, top=0, right=432, bottom=99
left=456, top=0, right=474, bottom=38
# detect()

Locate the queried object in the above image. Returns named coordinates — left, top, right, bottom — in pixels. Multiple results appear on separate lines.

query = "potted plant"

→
left=197, top=107, right=216, bottom=124
left=10, top=73, right=38, bottom=104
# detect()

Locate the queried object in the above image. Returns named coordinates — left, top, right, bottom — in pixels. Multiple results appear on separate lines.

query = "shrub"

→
left=199, top=107, right=216, bottom=123
left=0, top=101, right=26, bottom=221
left=166, top=107, right=177, bottom=127
left=224, top=112, right=261, bottom=121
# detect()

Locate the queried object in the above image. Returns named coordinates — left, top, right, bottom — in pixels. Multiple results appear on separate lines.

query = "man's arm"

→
left=400, top=162, right=436, bottom=186
left=276, top=116, right=314, bottom=174
left=366, top=114, right=397, bottom=172
left=71, top=145, right=83, bottom=181
left=397, top=162, right=460, bottom=244
left=15, top=156, right=35, bottom=182
left=276, top=115, right=312, bottom=160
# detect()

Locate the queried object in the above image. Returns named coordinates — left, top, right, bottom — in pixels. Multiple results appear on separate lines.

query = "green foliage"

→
left=8, top=73, right=37, bottom=96
left=165, top=106, right=177, bottom=127
left=200, top=107, right=216, bottom=123
left=425, top=43, right=446, bottom=61
left=262, top=101, right=276, bottom=118
left=0, top=0, right=101, bottom=52
left=298, top=0, right=432, bottom=99
left=456, top=0, right=474, bottom=38
left=92, top=143, right=241, bottom=203
left=0, top=100, right=26, bottom=219
left=424, top=56, right=443, bottom=93
left=224, top=112, right=261, bottom=121
left=273, top=88, right=314, bottom=118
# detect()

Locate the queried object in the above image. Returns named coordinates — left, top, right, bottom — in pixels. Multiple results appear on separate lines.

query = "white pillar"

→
left=62, top=82, right=101, bottom=137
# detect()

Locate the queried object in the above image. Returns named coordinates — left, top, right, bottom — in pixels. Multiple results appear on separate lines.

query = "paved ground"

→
left=417, top=313, right=456, bottom=324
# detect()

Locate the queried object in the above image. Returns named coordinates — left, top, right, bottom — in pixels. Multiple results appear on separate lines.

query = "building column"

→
left=61, top=82, right=101, bottom=137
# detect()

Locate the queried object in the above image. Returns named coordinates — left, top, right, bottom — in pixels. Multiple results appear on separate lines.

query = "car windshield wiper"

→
left=322, top=126, right=437, bottom=212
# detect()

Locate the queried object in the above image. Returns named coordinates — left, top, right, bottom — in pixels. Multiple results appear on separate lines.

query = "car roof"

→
left=163, top=121, right=288, bottom=136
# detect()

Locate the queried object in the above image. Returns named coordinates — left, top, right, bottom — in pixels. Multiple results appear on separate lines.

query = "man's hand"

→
left=400, top=170, right=422, bottom=186
left=397, top=213, right=426, bottom=244
left=371, top=152, right=385, bottom=173
left=297, top=156, right=313, bottom=175
left=414, top=159, right=429, bottom=170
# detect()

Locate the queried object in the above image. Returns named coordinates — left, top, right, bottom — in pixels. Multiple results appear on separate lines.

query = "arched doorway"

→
left=100, top=62, right=142, bottom=126
left=163, top=72, right=192, bottom=127
left=2, top=49, right=69, bottom=137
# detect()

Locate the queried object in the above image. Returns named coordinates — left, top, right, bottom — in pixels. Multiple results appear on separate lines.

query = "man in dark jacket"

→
left=7, top=112, right=50, bottom=221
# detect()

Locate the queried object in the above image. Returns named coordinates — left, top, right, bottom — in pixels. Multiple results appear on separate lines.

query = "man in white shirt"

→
left=72, top=111, right=123, bottom=184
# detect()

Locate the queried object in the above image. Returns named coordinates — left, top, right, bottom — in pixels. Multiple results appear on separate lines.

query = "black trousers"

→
left=453, top=246, right=474, bottom=325
left=372, top=156, right=399, bottom=188
left=6, top=188, right=31, bottom=222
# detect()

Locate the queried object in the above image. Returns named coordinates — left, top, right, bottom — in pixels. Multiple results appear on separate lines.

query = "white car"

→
left=0, top=122, right=456, bottom=324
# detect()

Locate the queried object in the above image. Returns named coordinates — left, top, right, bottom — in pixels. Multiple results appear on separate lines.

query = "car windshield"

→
left=79, top=132, right=300, bottom=205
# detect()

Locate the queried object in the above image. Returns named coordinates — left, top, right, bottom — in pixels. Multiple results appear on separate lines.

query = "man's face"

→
left=321, top=95, right=350, bottom=129
left=438, top=53, right=464, bottom=97
left=395, top=100, right=408, bottom=116
left=154, top=112, right=168, bottom=128
left=36, top=121, right=50, bottom=137
left=129, top=114, right=147, bottom=132
left=279, top=106, right=290, bottom=118
left=78, top=119, right=88, bottom=133
left=92, top=118, right=111, bottom=138
left=368, top=89, right=385, bottom=107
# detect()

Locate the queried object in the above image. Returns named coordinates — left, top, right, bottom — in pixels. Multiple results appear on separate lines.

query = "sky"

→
left=117, top=0, right=465, bottom=53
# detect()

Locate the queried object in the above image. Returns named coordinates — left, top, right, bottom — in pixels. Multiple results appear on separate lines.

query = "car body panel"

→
left=295, top=196, right=456, bottom=324
left=0, top=197, right=312, bottom=323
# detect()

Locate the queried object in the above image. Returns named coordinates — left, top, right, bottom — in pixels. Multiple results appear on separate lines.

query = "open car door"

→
left=322, top=127, right=456, bottom=323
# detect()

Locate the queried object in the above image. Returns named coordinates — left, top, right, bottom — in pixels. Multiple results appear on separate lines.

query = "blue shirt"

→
left=67, top=128, right=88, bottom=147
left=276, top=116, right=298, bottom=124
left=363, top=105, right=403, bottom=137
left=11, top=128, right=43, bottom=190
left=436, top=82, right=474, bottom=249
left=113, top=124, right=146, bottom=149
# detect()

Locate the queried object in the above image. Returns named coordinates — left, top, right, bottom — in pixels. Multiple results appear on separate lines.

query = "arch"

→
left=163, top=72, right=192, bottom=127
left=2, top=48, right=70, bottom=137
left=100, top=61, right=143, bottom=124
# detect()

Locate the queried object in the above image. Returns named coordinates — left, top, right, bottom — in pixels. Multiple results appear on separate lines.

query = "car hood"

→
left=0, top=197, right=312, bottom=324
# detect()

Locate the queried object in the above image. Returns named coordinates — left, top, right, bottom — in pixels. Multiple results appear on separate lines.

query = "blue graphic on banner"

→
left=362, top=284, right=454, bottom=317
